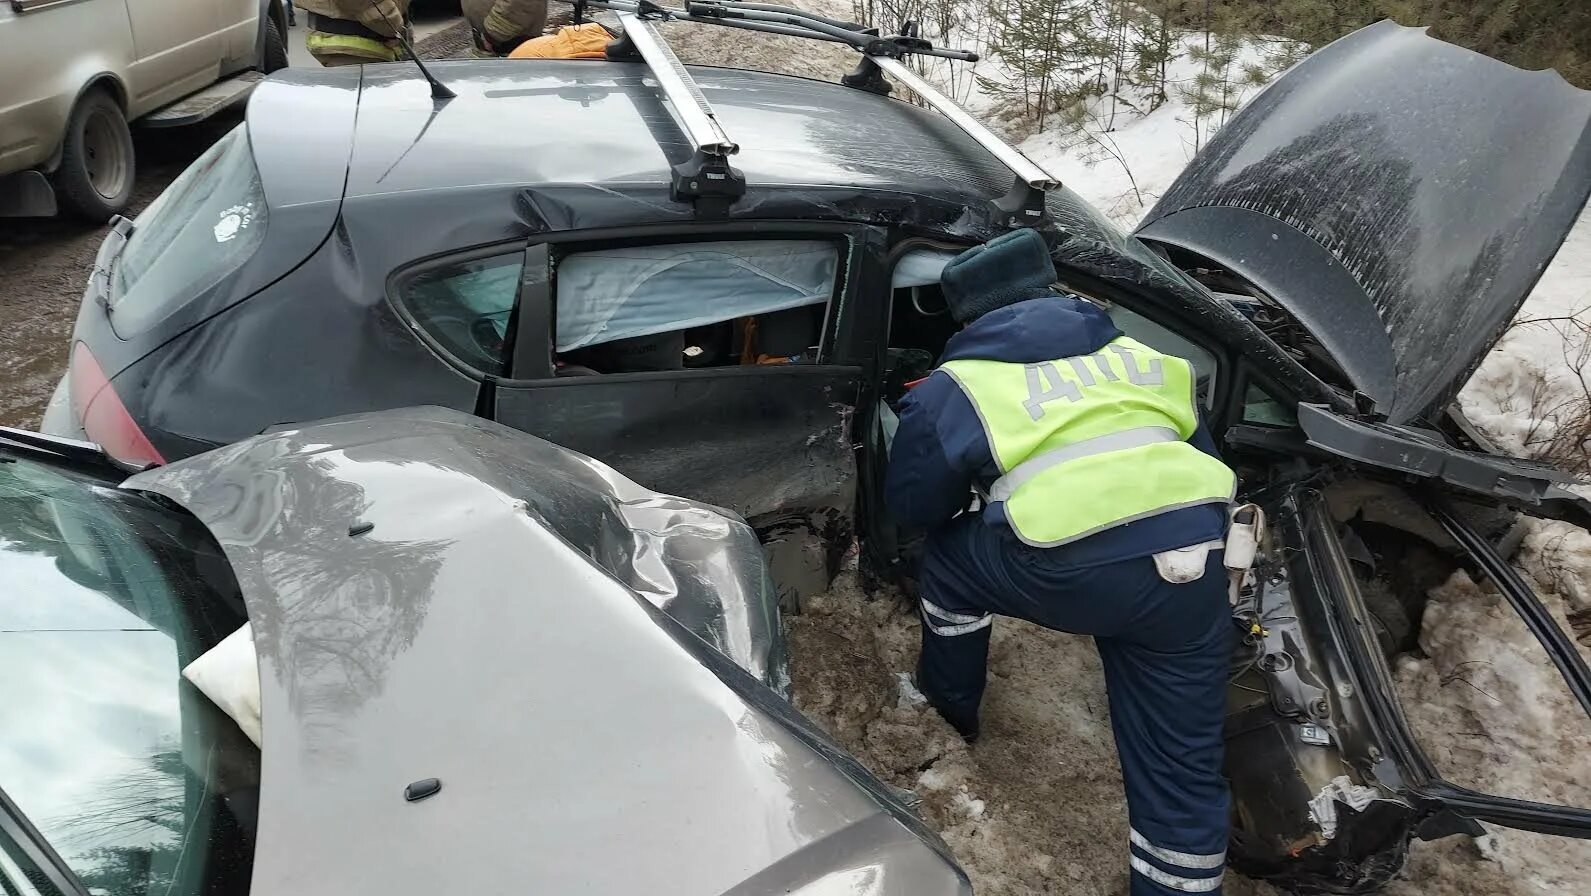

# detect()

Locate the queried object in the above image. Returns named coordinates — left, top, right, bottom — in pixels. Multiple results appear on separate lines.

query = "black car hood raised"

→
left=1136, top=21, right=1591, bottom=424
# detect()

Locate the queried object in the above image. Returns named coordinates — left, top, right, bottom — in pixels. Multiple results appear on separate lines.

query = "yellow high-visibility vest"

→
left=940, top=335, right=1235, bottom=547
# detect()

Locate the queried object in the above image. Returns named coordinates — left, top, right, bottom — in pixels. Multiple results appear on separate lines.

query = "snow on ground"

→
left=1459, top=207, right=1591, bottom=470
left=787, top=570, right=1136, bottom=895
left=1388, top=563, right=1591, bottom=896
left=1017, top=36, right=1286, bottom=227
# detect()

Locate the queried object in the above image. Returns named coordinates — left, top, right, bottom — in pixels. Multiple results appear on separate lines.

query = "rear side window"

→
left=395, top=252, right=523, bottom=376
left=392, top=240, right=842, bottom=378
left=111, top=126, right=267, bottom=336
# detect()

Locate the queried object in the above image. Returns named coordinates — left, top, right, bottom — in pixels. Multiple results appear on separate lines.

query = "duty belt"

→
left=307, top=11, right=386, bottom=41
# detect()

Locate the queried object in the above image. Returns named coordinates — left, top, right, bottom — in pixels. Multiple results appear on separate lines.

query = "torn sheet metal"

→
left=1309, top=776, right=1385, bottom=841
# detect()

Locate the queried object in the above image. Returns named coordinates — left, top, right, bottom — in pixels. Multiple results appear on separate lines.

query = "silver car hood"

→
left=126, top=407, right=966, bottom=896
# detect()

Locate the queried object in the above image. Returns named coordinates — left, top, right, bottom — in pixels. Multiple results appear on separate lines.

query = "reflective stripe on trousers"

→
left=920, top=598, right=993, bottom=637
left=1130, top=828, right=1224, bottom=892
left=988, top=425, right=1180, bottom=503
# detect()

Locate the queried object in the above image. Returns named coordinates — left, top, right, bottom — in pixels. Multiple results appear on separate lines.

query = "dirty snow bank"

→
left=789, top=556, right=1591, bottom=896
left=787, top=571, right=1136, bottom=895
left=1459, top=207, right=1591, bottom=471
left=1386, top=560, right=1591, bottom=896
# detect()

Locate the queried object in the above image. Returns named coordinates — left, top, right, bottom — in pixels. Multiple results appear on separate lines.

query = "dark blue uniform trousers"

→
left=917, top=514, right=1234, bottom=895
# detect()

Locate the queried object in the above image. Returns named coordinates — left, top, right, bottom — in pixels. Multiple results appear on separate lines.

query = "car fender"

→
left=0, top=10, right=132, bottom=175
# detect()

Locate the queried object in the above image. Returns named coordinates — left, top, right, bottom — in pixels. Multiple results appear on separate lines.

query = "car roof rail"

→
left=604, top=3, right=745, bottom=217
left=567, top=0, right=1059, bottom=227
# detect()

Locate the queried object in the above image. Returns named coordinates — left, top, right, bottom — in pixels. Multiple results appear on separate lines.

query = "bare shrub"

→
left=1505, top=309, right=1591, bottom=476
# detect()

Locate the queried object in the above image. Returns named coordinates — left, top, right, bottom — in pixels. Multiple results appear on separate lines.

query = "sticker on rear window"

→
left=214, top=204, right=255, bottom=243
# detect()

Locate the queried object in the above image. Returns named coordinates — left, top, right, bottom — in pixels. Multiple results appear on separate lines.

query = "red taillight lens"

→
left=70, top=342, right=165, bottom=468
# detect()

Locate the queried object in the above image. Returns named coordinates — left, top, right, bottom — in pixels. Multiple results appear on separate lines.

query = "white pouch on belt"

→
left=1152, top=540, right=1223, bottom=583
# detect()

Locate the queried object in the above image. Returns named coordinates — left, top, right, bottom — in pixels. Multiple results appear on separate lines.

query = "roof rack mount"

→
left=570, top=0, right=1058, bottom=226
left=607, top=8, right=745, bottom=216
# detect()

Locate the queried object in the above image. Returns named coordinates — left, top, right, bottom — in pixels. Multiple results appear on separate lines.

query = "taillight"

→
left=70, top=342, right=165, bottom=468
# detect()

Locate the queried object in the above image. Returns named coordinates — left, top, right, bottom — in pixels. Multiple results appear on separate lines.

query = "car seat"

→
left=746, top=305, right=819, bottom=363
left=565, top=331, right=685, bottom=373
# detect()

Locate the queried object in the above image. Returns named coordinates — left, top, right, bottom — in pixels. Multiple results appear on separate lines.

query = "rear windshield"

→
left=0, top=460, right=256, bottom=896
left=111, top=126, right=268, bottom=337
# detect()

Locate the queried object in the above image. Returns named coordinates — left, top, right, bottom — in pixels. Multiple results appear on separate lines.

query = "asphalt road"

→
left=0, top=13, right=463, bottom=430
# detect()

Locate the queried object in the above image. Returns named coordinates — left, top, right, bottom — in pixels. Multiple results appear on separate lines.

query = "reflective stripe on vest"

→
left=305, top=30, right=401, bottom=62
left=941, top=335, right=1235, bottom=547
left=988, top=425, right=1180, bottom=502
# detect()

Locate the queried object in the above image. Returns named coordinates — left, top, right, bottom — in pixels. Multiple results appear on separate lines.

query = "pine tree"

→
left=1126, top=0, right=1184, bottom=111
left=980, top=0, right=1097, bottom=128
left=1178, top=1, right=1245, bottom=151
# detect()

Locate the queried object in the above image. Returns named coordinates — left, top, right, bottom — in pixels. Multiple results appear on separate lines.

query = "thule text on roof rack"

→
left=564, top=0, right=1060, bottom=226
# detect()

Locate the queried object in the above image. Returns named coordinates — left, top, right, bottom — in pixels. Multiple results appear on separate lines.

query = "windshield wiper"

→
left=0, top=785, right=90, bottom=896
left=91, top=214, right=136, bottom=316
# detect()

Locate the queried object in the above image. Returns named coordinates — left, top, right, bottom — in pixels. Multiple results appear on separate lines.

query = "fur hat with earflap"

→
left=940, top=228, right=1061, bottom=324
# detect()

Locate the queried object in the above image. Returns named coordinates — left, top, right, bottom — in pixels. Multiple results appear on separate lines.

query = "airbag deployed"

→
left=555, top=239, right=837, bottom=350
left=182, top=622, right=263, bottom=747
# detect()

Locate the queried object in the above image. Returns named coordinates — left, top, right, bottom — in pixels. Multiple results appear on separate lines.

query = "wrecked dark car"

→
left=0, top=410, right=969, bottom=896
left=36, top=3, right=1591, bottom=891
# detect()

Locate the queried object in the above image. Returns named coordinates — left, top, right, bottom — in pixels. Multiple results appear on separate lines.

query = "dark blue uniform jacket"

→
left=884, top=295, right=1229, bottom=569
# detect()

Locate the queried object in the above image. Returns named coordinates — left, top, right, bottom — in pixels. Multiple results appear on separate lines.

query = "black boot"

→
left=925, top=691, right=981, bottom=743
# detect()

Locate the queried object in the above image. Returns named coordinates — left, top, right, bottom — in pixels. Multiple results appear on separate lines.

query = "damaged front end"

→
left=120, top=406, right=969, bottom=894
left=1225, top=411, right=1591, bottom=893
left=1226, top=485, right=1431, bottom=893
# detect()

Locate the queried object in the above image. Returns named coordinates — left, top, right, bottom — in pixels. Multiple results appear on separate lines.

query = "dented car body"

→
left=0, top=413, right=970, bottom=895
left=36, top=11, right=1591, bottom=893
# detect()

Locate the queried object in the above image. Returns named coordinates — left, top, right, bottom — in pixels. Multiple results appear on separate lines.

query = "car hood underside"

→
left=1137, top=20, right=1591, bottom=424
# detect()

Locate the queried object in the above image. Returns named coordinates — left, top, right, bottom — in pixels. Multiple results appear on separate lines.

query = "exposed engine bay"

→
left=869, top=248, right=1590, bottom=894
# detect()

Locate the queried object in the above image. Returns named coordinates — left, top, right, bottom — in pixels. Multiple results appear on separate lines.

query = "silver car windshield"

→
left=0, top=460, right=256, bottom=896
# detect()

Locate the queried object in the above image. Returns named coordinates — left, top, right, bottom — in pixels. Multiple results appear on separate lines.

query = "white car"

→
left=0, top=0, right=290, bottom=221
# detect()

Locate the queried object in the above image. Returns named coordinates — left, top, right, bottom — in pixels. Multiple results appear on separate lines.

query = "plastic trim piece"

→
left=1297, top=403, right=1591, bottom=530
